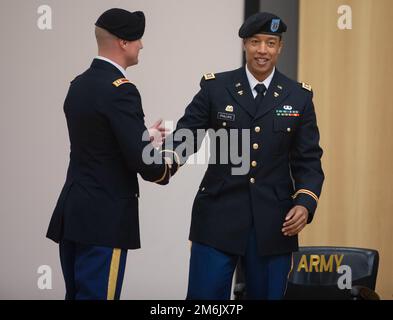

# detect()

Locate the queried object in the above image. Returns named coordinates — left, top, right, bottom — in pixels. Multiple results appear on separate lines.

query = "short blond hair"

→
left=95, top=26, right=118, bottom=49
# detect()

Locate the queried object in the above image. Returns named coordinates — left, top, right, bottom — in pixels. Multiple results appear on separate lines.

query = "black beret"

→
left=95, top=8, right=145, bottom=41
left=239, top=12, right=287, bottom=38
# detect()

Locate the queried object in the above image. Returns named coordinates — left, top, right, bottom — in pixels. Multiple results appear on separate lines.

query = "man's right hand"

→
left=148, top=119, right=170, bottom=148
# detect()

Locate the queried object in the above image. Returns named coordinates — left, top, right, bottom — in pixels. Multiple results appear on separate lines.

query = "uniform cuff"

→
left=292, top=190, right=319, bottom=223
left=160, top=149, right=180, bottom=176
left=152, top=163, right=169, bottom=185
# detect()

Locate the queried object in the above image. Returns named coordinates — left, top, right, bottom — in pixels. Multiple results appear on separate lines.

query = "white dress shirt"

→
left=95, top=56, right=127, bottom=78
left=245, top=65, right=275, bottom=98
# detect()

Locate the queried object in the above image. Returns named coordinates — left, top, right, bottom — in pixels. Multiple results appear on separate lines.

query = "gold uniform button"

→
left=250, top=178, right=256, bottom=184
left=251, top=161, right=257, bottom=167
left=287, top=127, right=291, bottom=132
left=223, top=122, right=227, bottom=127
left=255, top=126, right=261, bottom=133
left=253, top=143, right=259, bottom=150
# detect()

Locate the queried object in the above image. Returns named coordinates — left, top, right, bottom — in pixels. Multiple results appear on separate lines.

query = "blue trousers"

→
left=187, top=228, right=292, bottom=300
left=59, top=240, right=127, bottom=300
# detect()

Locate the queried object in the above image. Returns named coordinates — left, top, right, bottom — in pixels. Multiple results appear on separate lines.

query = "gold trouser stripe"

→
left=292, top=189, right=319, bottom=203
left=107, top=248, right=121, bottom=300
left=288, top=253, right=294, bottom=277
left=283, top=253, right=294, bottom=297
left=153, top=163, right=168, bottom=183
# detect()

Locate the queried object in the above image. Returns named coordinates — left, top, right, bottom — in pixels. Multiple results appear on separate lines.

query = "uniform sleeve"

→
left=105, top=83, right=173, bottom=184
left=290, top=91, right=325, bottom=223
left=162, top=77, right=211, bottom=172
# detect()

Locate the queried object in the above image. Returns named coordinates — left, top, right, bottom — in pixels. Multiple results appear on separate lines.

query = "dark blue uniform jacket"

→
left=172, top=67, right=324, bottom=256
left=47, top=59, right=171, bottom=249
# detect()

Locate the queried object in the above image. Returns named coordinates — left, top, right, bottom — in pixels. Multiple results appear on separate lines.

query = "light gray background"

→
left=0, top=0, right=244, bottom=299
left=260, top=0, right=299, bottom=79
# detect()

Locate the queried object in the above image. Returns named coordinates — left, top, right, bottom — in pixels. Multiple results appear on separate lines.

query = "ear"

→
left=118, top=39, right=128, bottom=50
left=278, top=39, right=284, bottom=54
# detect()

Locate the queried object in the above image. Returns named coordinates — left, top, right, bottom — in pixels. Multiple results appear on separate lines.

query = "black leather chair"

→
left=233, top=246, right=379, bottom=300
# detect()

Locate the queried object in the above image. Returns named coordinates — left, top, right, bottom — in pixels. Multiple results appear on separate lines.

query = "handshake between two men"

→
left=46, top=8, right=324, bottom=301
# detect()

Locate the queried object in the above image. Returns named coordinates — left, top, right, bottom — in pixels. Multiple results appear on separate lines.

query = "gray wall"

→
left=0, top=0, right=243, bottom=299
left=259, top=0, right=299, bottom=79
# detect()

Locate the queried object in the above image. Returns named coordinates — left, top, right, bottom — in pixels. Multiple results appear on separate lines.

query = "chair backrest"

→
left=285, top=246, right=379, bottom=300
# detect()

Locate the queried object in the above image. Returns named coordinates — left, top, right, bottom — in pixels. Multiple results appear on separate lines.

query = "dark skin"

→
left=282, top=206, right=309, bottom=236
left=244, top=34, right=309, bottom=236
left=243, top=33, right=282, bottom=82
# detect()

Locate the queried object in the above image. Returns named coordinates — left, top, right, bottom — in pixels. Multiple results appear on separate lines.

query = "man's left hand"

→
left=282, top=205, right=309, bottom=236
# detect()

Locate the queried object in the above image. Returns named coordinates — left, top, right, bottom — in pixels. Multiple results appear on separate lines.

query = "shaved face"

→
left=244, top=33, right=283, bottom=82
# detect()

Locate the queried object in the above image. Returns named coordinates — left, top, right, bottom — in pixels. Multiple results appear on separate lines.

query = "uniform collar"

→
left=95, top=56, right=127, bottom=78
left=245, top=65, right=275, bottom=97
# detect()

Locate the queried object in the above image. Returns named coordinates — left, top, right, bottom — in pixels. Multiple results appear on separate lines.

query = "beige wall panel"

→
left=299, top=0, right=393, bottom=299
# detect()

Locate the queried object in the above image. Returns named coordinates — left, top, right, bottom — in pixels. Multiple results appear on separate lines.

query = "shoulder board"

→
left=301, top=82, right=312, bottom=92
left=113, top=78, right=131, bottom=87
left=203, top=73, right=216, bottom=81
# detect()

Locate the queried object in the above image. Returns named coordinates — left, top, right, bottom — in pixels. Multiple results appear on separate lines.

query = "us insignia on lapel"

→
left=237, top=90, right=244, bottom=96
left=113, top=78, right=131, bottom=87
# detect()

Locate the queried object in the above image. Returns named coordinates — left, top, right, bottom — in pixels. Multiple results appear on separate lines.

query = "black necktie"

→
left=254, top=83, right=267, bottom=107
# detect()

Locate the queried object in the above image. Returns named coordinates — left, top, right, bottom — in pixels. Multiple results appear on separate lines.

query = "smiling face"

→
left=243, top=33, right=283, bottom=82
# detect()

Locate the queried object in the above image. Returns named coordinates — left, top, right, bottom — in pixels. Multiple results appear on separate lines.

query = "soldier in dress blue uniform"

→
left=167, top=12, right=324, bottom=299
left=46, top=8, right=177, bottom=300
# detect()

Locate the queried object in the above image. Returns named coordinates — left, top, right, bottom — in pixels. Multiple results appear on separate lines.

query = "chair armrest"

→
left=233, top=283, right=246, bottom=300
left=351, top=285, right=380, bottom=300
